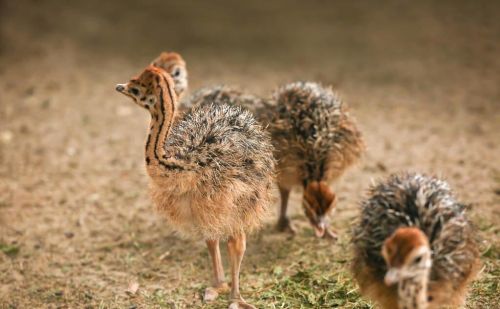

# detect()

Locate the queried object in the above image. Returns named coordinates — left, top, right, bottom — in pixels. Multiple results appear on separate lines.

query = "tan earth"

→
left=0, top=1, right=498, bottom=308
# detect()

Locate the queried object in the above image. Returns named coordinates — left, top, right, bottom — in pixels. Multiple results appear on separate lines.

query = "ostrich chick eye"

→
left=130, top=88, right=139, bottom=96
left=413, top=256, right=422, bottom=265
left=173, top=68, right=181, bottom=77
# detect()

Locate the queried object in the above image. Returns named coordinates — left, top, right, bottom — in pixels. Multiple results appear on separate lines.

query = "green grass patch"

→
left=258, top=267, right=372, bottom=308
left=0, top=243, right=20, bottom=257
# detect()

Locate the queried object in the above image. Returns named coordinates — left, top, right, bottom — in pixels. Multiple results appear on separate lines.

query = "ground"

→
left=0, top=0, right=498, bottom=308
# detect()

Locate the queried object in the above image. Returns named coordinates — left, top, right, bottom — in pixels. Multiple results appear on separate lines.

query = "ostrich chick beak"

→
left=384, top=268, right=401, bottom=286
left=116, top=84, right=126, bottom=93
left=313, top=219, right=338, bottom=240
left=314, top=222, right=326, bottom=238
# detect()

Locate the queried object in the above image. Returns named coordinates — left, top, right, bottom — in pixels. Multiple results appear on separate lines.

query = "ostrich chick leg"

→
left=276, top=186, right=295, bottom=234
left=204, top=239, right=229, bottom=301
left=227, top=233, right=256, bottom=309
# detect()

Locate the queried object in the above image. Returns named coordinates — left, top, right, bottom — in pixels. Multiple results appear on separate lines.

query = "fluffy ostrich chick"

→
left=268, top=82, right=364, bottom=238
left=352, top=173, right=481, bottom=309
left=116, top=66, right=275, bottom=309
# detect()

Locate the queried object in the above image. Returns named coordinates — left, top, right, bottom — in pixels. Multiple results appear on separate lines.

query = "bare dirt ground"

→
left=0, top=1, right=498, bottom=308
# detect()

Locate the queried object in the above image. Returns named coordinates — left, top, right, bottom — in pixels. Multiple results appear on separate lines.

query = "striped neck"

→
left=398, top=272, right=429, bottom=309
left=145, top=72, right=177, bottom=171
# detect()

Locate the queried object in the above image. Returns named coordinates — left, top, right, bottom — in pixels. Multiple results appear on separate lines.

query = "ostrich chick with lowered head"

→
left=268, top=82, right=364, bottom=238
left=115, top=66, right=275, bottom=309
left=352, top=173, right=481, bottom=309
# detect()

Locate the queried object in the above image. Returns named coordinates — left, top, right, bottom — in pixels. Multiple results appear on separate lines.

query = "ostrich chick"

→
left=352, top=173, right=481, bottom=309
left=268, top=82, right=364, bottom=238
left=151, top=51, right=188, bottom=100
left=115, top=66, right=275, bottom=309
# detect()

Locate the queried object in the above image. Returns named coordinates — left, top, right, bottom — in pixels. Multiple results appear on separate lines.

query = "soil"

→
left=0, top=0, right=498, bottom=308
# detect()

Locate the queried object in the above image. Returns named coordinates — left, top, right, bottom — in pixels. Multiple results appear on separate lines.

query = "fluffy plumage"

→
left=265, top=81, right=364, bottom=236
left=153, top=102, right=275, bottom=239
left=267, top=81, right=363, bottom=187
left=188, top=84, right=271, bottom=116
left=352, top=173, right=481, bottom=308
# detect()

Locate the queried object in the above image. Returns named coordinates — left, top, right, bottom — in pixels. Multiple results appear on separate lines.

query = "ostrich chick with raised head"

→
left=268, top=82, right=364, bottom=238
left=115, top=66, right=275, bottom=309
left=352, top=173, right=481, bottom=309
left=151, top=51, right=188, bottom=100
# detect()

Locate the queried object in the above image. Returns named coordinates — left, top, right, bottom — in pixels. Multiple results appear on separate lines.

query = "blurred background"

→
left=2, top=0, right=499, bottom=92
left=0, top=0, right=499, bottom=308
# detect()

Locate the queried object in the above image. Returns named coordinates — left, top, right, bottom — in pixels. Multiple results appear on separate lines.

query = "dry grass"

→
left=1, top=0, right=499, bottom=308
